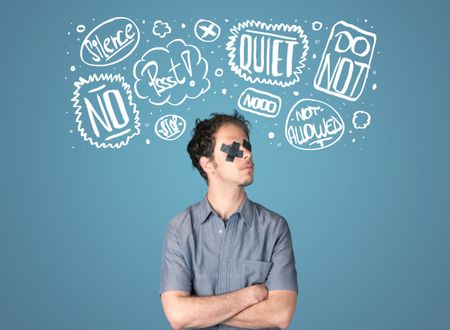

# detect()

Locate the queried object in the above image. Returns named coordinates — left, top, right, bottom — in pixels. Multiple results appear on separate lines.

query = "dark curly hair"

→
left=187, top=110, right=251, bottom=183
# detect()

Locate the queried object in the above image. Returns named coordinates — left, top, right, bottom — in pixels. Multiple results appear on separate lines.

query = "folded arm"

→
left=160, top=284, right=268, bottom=330
left=221, top=290, right=297, bottom=329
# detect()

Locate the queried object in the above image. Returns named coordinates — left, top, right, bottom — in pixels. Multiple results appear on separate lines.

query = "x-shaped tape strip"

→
left=243, top=139, right=252, bottom=152
left=220, top=139, right=252, bottom=162
left=221, top=141, right=243, bottom=162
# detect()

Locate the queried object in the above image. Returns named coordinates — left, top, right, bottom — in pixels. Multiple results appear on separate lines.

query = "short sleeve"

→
left=265, top=219, right=298, bottom=293
left=159, top=221, right=193, bottom=295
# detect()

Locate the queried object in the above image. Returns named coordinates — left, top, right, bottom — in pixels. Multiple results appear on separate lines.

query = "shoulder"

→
left=249, top=199, right=289, bottom=231
left=166, top=199, right=202, bottom=235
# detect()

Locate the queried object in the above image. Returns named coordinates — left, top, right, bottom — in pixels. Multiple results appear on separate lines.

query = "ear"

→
left=199, top=156, right=216, bottom=176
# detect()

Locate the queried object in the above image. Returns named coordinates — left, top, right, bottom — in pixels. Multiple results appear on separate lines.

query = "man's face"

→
left=209, top=123, right=254, bottom=187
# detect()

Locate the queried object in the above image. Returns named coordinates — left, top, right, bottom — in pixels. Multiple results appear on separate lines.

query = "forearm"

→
left=221, top=291, right=296, bottom=329
left=221, top=298, right=282, bottom=329
left=171, top=288, right=259, bottom=329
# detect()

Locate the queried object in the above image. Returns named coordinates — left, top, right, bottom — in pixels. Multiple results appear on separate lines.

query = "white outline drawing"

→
left=352, top=110, right=371, bottom=129
left=71, top=73, right=140, bottom=148
left=194, top=19, right=221, bottom=42
left=226, top=20, right=309, bottom=87
left=76, top=25, right=86, bottom=33
left=80, top=17, right=140, bottom=67
left=237, top=87, right=282, bottom=118
left=312, top=21, right=323, bottom=31
left=154, top=114, right=186, bottom=141
left=285, top=98, right=345, bottom=151
left=152, top=20, right=172, bottom=38
left=133, top=39, right=210, bottom=106
left=313, top=21, right=377, bottom=101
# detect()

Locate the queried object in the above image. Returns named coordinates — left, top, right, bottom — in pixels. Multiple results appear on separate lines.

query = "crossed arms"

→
left=160, top=284, right=297, bottom=330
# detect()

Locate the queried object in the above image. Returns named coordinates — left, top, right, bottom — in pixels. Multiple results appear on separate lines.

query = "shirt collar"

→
left=198, top=193, right=254, bottom=227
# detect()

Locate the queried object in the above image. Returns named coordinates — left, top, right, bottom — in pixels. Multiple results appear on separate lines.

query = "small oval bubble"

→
left=76, top=25, right=86, bottom=33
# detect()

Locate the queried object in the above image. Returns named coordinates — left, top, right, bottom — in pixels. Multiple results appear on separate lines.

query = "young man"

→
left=159, top=111, right=298, bottom=330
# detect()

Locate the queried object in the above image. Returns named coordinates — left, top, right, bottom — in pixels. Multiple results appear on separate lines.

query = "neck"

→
left=206, top=183, right=246, bottom=220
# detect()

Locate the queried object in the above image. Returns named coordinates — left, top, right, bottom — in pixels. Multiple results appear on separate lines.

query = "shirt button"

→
left=219, top=229, right=223, bottom=234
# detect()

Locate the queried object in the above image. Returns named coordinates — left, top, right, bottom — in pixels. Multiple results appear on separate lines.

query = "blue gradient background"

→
left=1, top=0, right=449, bottom=329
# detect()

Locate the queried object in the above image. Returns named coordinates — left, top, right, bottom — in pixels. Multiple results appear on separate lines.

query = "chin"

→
left=240, top=178, right=254, bottom=187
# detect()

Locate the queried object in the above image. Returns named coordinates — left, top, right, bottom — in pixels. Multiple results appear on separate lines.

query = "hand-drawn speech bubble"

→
left=80, top=17, right=140, bottom=67
left=226, top=20, right=309, bottom=87
left=237, top=87, right=282, bottom=118
left=285, top=98, right=345, bottom=151
left=71, top=73, right=140, bottom=148
left=314, top=21, right=377, bottom=101
left=133, top=39, right=210, bottom=106
left=154, top=114, right=186, bottom=141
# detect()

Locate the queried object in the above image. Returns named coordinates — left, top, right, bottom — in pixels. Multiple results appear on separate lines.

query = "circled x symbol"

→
left=194, top=19, right=221, bottom=42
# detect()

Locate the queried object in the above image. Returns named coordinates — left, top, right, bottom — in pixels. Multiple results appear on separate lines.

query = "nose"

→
left=242, top=146, right=252, bottom=160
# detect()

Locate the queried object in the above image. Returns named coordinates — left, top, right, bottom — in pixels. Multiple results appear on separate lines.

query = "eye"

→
left=220, top=142, right=243, bottom=162
left=243, top=139, right=252, bottom=152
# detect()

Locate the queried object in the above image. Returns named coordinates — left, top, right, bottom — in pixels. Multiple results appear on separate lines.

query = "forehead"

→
left=214, top=123, right=248, bottom=145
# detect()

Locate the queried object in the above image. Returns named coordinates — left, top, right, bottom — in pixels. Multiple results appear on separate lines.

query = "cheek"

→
left=219, top=160, right=238, bottom=173
left=218, top=150, right=229, bottom=161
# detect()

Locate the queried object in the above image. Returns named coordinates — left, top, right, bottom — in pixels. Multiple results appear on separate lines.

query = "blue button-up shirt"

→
left=160, top=194, right=298, bottom=329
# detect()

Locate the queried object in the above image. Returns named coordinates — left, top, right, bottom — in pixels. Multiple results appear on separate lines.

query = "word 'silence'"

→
left=80, top=17, right=140, bottom=67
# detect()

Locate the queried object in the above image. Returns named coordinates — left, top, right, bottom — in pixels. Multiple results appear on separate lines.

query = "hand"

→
left=247, top=284, right=268, bottom=304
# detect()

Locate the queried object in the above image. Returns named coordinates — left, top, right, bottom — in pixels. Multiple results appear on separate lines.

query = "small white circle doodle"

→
left=76, top=25, right=86, bottom=33
left=312, top=21, right=323, bottom=31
